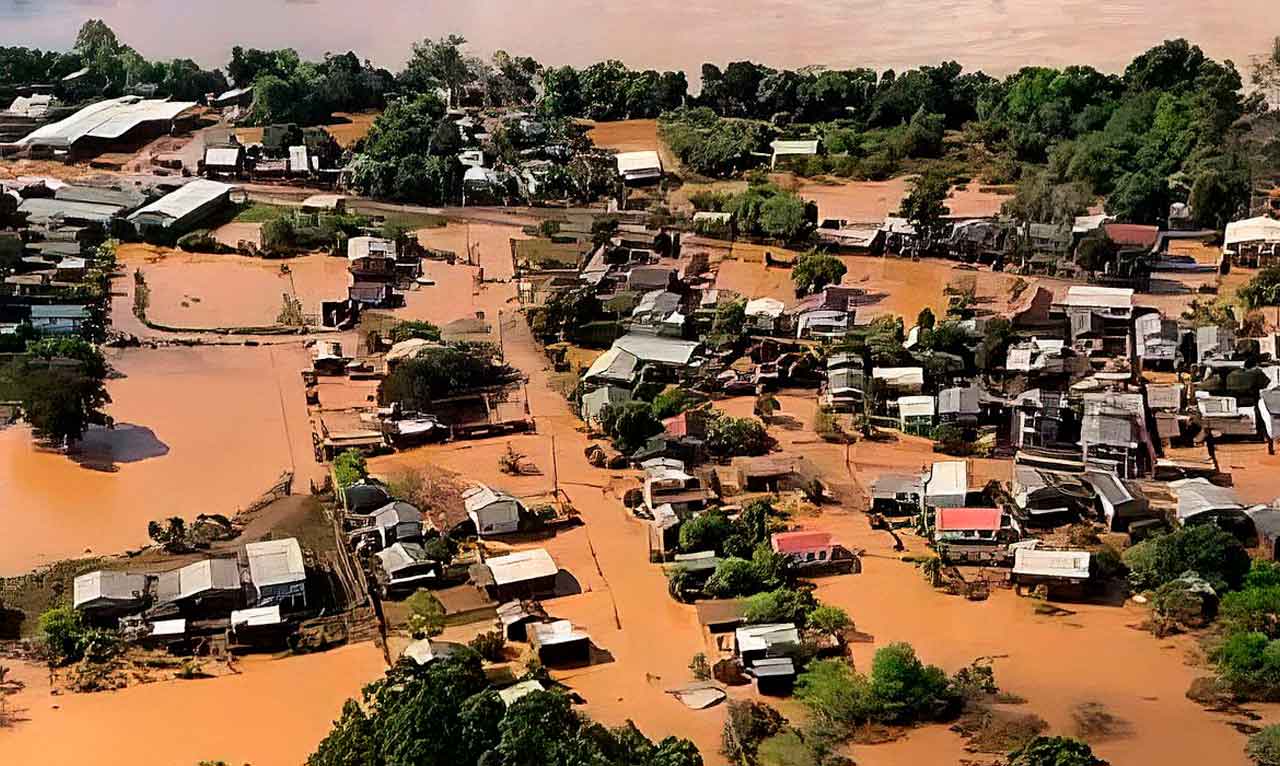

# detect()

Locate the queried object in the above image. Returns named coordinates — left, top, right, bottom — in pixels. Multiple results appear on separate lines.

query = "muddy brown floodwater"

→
left=0, top=344, right=323, bottom=576
left=0, top=643, right=387, bottom=765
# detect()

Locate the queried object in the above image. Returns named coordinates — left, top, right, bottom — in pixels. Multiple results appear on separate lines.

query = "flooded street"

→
left=2, top=2, right=1272, bottom=83
left=0, top=344, right=321, bottom=575
left=0, top=643, right=386, bottom=766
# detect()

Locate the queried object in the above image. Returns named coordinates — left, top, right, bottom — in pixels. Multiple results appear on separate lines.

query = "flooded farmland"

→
left=0, top=643, right=387, bottom=766
left=0, top=344, right=321, bottom=575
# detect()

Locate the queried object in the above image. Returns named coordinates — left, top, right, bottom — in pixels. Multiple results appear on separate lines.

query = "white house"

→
left=923, top=460, right=968, bottom=509
left=463, top=484, right=525, bottom=537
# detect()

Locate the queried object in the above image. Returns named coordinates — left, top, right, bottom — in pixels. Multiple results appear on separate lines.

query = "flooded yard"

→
left=0, top=344, right=321, bottom=575
left=0, top=642, right=386, bottom=766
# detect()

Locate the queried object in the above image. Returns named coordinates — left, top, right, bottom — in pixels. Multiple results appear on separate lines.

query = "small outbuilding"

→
left=375, top=542, right=441, bottom=596
left=245, top=538, right=307, bottom=609
left=463, top=484, right=526, bottom=537
left=528, top=620, right=592, bottom=666
left=1011, top=545, right=1091, bottom=598
left=472, top=548, right=560, bottom=601
left=153, top=558, right=242, bottom=614
left=73, top=571, right=149, bottom=619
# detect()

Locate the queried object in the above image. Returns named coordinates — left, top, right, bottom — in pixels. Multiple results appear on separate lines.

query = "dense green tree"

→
left=899, top=169, right=952, bottom=248
left=791, top=252, right=847, bottom=296
left=705, top=414, right=771, bottom=458
left=600, top=400, right=665, bottom=454
left=1238, top=267, right=1280, bottom=311
left=9, top=339, right=112, bottom=445
left=1105, top=170, right=1171, bottom=225
left=1123, top=524, right=1251, bottom=593
left=380, top=343, right=508, bottom=409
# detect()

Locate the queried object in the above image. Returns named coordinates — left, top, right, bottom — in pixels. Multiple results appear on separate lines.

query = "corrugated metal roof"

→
left=375, top=542, right=435, bottom=575
left=614, top=334, right=699, bottom=365
left=735, top=623, right=800, bottom=653
left=1058, top=286, right=1134, bottom=310
left=926, top=461, right=968, bottom=498
left=156, top=558, right=240, bottom=603
left=19, top=97, right=196, bottom=148
left=129, top=180, right=232, bottom=223
left=485, top=548, right=558, bottom=585
left=898, top=395, right=936, bottom=418
left=204, top=146, right=242, bottom=167
left=1013, top=547, right=1091, bottom=579
left=73, top=570, right=148, bottom=608
left=529, top=619, right=590, bottom=647
left=772, top=531, right=833, bottom=554
left=1225, top=217, right=1280, bottom=248
left=245, top=538, right=305, bottom=587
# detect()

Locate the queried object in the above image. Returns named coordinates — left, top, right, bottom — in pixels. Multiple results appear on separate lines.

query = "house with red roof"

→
left=932, top=507, right=1018, bottom=563
left=770, top=531, right=858, bottom=574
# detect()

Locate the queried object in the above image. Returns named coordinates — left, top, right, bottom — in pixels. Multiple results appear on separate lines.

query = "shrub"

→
left=679, top=511, right=734, bottom=554
left=388, top=320, right=442, bottom=344
left=705, top=414, right=772, bottom=458
left=867, top=642, right=959, bottom=724
left=333, top=449, right=368, bottom=489
left=39, top=605, right=88, bottom=664
left=1007, top=736, right=1105, bottom=766
left=722, top=699, right=786, bottom=763
left=1213, top=631, right=1280, bottom=699
left=792, top=252, right=847, bottom=296
left=1122, top=524, right=1250, bottom=593
left=1248, top=725, right=1280, bottom=766
left=1222, top=584, right=1280, bottom=638
left=807, top=604, right=852, bottom=636
left=742, top=587, right=816, bottom=626
left=405, top=590, right=446, bottom=638
left=468, top=630, right=506, bottom=662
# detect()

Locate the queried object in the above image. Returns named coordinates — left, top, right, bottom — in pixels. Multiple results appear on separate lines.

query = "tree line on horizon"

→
left=4, top=22, right=1279, bottom=224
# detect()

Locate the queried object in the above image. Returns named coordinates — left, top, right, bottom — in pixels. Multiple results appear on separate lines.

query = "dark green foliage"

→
left=976, top=317, right=1016, bottom=373
left=1007, top=736, right=1105, bottom=766
left=235, top=47, right=391, bottom=125
left=1001, top=171, right=1093, bottom=225
left=704, top=547, right=789, bottom=599
left=742, top=587, right=817, bottom=626
left=1239, top=267, right=1280, bottom=311
left=1104, top=171, right=1170, bottom=226
left=792, top=252, right=847, bottom=296
left=537, top=60, right=686, bottom=120
left=350, top=94, right=462, bottom=204
left=659, top=108, right=771, bottom=178
left=705, top=414, right=772, bottom=458
left=898, top=168, right=952, bottom=247
left=722, top=700, right=786, bottom=764
left=1122, top=524, right=1251, bottom=593
left=1222, top=584, right=1280, bottom=638
left=599, top=400, right=665, bottom=454
left=651, top=388, right=703, bottom=420
left=380, top=343, right=507, bottom=410
left=388, top=321, right=443, bottom=344
left=5, top=339, right=112, bottom=445
left=679, top=511, right=735, bottom=554
left=38, top=605, right=114, bottom=665
left=1248, top=725, right=1280, bottom=766
left=1215, top=631, right=1280, bottom=699
left=796, top=644, right=960, bottom=732
left=468, top=630, right=507, bottom=662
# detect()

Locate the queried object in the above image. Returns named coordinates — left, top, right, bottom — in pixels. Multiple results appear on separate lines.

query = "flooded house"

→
left=1083, top=469, right=1152, bottom=531
left=496, top=600, right=549, bottom=642
left=734, top=623, right=800, bottom=693
left=744, top=297, right=786, bottom=335
left=528, top=619, right=592, bottom=666
left=471, top=548, right=560, bottom=601
left=1196, top=394, right=1258, bottom=439
left=932, top=507, right=1015, bottom=563
left=583, top=333, right=702, bottom=389
left=73, top=571, right=149, bottom=620
left=770, top=531, right=856, bottom=574
left=1054, top=286, right=1134, bottom=358
left=375, top=542, right=442, bottom=596
left=1171, top=478, right=1255, bottom=535
left=1010, top=545, right=1091, bottom=598
left=1010, top=466, right=1092, bottom=525
left=463, top=484, right=526, bottom=537
left=1224, top=216, right=1280, bottom=269
left=1080, top=392, right=1152, bottom=478
left=1135, top=312, right=1181, bottom=369
left=244, top=538, right=308, bottom=609
left=615, top=150, right=663, bottom=185
left=343, top=480, right=392, bottom=514
left=30, top=304, right=90, bottom=335
left=12, top=96, right=198, bottom=158
left=1259, top=390, right=1280, bottom=443
left=770, top=138, right=820, bottom=169
left=938, top=386, right=981, bottom=427
left=364, top=501, right=428, bottom=549
left=924, top=460, right=968, bottom=509
left=347, top=236, right=399, bottom=307
left=897, top=395, right=936, bottom=436
left=580, top=384, right=631, bottom=429
left=643, top=465, right=715, bottom=515
left=152, top=558, right=243, bottom=617
left=870, top=474, right=923, bottom=515
left=128, top=180, right=234, bottom=240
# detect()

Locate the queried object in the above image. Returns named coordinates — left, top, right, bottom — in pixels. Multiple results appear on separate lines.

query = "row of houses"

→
left=72, top=538, right=308, bottom=648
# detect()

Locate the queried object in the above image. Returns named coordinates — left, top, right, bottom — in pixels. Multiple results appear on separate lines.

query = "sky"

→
left=1, top=0, right=1275, bottom=84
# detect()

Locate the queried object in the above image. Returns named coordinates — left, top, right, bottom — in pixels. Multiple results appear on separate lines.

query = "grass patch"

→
left=233, top=202, right=290, bottom=223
